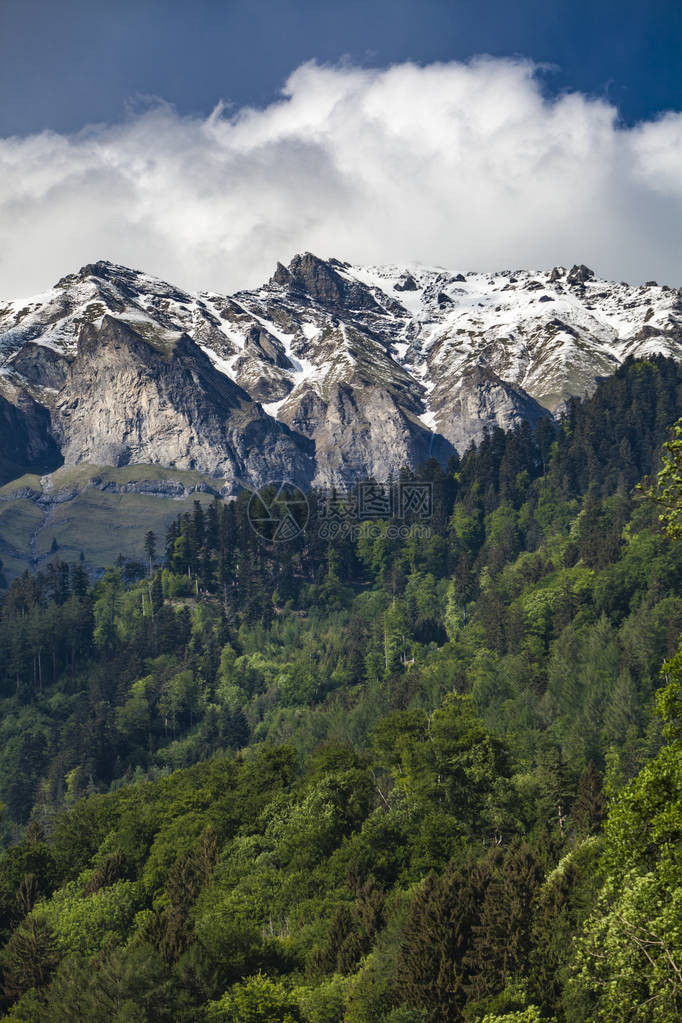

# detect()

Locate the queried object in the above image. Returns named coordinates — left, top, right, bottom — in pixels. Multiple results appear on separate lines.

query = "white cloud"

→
left=2, top=57, right=682, bottom=299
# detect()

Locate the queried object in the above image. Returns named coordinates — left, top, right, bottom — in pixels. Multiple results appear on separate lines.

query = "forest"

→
left=0, top=356, right=682, bottom=1020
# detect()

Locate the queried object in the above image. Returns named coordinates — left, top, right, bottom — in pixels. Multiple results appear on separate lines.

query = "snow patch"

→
left=419, top=409, right=438, bottom=431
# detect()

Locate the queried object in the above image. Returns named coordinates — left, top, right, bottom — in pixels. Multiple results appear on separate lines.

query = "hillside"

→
left=0, top=358, right=681, bottom=1019
left=0, top=466, right=222, bottom=581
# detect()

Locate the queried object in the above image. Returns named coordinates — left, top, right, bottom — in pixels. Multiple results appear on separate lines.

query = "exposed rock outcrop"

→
left=0, top=381, right=62, bottom=484
left=52, top=316, right=313, bottom=490
left=1, top=254, right=680, bottom=490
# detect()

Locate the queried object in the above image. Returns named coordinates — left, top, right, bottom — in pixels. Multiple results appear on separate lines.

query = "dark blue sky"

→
left=1, top=0, right=681, bottom=136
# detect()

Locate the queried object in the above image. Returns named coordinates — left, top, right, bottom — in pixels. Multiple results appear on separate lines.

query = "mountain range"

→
left=0, top=253, right=681, bottom=578
left=2, top=253, right=681, bottom=491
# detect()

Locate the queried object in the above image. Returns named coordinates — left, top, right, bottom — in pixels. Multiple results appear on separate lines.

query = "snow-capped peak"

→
left=1, top=254, right=680, bottom=486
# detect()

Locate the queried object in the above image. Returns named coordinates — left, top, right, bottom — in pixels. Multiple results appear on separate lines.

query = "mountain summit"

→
left=1, top=255, right=680, bottom=488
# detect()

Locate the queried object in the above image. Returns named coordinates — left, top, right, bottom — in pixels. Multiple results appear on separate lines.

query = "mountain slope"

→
left=1, top=254, right=681, bottom=489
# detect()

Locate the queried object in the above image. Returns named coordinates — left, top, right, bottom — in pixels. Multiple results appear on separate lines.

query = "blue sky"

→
left=1, top=1, right=682, bottom=296
left=2, top=0, right=681, bottom=135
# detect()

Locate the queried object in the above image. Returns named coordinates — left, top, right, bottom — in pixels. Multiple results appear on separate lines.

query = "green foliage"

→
left=1, top=915, right=59, bottom=1001
left=568, top=860, right=682, bottom=1022
left=646, top=418, right=682, bottom=538
left=293, top=974, right=348, bottom=1022
left=0, top=359, right=681, bottom=1020
left=206, top=973, right=302, bottom=1023
left=12, top=943, right=184, bottom=1022
left=480, top=1009, right=555, bottom=1023
left=32, top=879, right=143, bottom=957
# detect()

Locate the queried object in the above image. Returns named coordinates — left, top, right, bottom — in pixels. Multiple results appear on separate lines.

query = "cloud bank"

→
left=2, top=57, right=682, bottom=298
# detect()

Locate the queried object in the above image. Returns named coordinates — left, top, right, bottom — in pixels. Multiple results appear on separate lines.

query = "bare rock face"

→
left=232, top=326, right=295, bottom=403
left=280, top=381, right=454, bottom=488
left=272, top=253, right=382, bottom=313
left=6, top=343, right=71, bottom=391
left=241, top=326, right=293, bottom=370
left=1, top=253, right=681, bottom=491
left=567, top=264, right=595, bottom=286
left=0, top=381, right=62, bottom=484
left=52, top=316, right=313, bottom=490
left=429, top=366, right=546, bottom=453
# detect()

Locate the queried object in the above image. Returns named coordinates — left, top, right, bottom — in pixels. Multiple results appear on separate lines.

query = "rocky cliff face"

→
left=51, top=315, right=313, bottom=488
left=0, top=380, right=61, bottom=484
left=0, top=254, right=680, bottom=489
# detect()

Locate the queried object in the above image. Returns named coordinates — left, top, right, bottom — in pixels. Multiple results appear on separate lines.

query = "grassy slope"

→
left=0, top=465, right=221, bottom=580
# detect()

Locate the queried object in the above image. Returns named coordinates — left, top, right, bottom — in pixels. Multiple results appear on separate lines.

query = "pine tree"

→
left=571, top=762, right=605, bottom=837
left=2, top=915, right=59, bottom=999
left=144, top=530, right=157, bottom=576
left=396, top=864, right=480, bottom=1022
